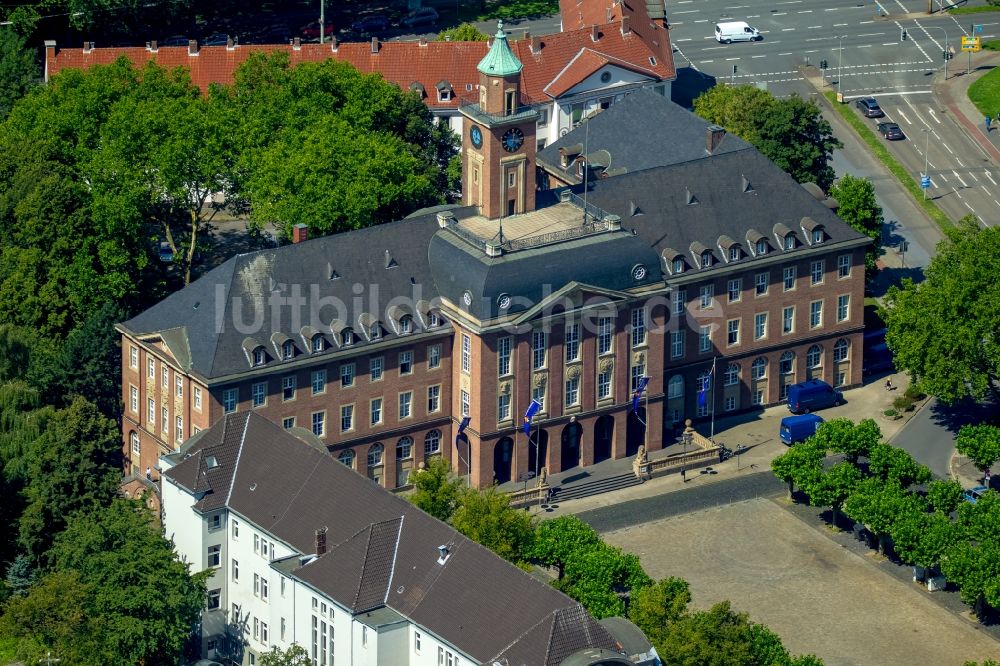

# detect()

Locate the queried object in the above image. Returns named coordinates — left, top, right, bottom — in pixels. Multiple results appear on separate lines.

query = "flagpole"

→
left=710, top=356, right=718, bottom=441
left=643, top=378, right=649, bottom=454
left=533, top=419, right=540, bottom=512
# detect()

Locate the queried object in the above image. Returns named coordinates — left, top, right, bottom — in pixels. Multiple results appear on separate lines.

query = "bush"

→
left=892, top=395, right=914, bottom=412
left=884, top=408, right=900, bottom=418
left=903, top=385, right=926, bottom=402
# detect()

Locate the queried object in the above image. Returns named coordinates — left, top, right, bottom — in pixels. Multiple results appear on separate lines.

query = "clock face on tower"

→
left=501, top=127, right=524, bottom=153
left=469, top=125, right=483, bottom=149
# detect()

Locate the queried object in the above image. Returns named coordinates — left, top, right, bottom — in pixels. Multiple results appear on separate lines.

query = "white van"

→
left=715, top=21, right=761, bottom=43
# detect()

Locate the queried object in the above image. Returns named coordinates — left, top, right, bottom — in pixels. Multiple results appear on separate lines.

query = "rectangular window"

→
left=532, top=384, right=545, bottom=411
left=312, top=411, right=326, bottom=437
left=532, top=331, right=547, bottom=369
left=755, top=272, right=769, bottom=296
left=725, top=395, right=737, bottom=412
left=311, top=369, right=326, bottom=395
left=597, top=368, right=612, bottom=399
left=129, top=346, right=138, bottom=369
left=810, top=259, right=824, bottom=285
left=252, top=381, right=267, bottom=408
left=207, top=588, right=220, bottom=610
left=415, top=631, right=422, bottom=654
left=253, top=617, right=259, bottom=641
left=282, top=416, right=295, bottom=430
left=461, top=334, right=471, bottom=373
left=370, top=397, right=383, bottom=425
left=673, top=289, right=687, bottom=315
left=428, top=344, right=442, bottom=369
left=161, top=407, right=168, bottom=434
left=232, top=559, right=239, bottom=582
left=147, top=357, right=155, bottom=379
left=838, top=253, right=851, bottom=278
left=727, top=319, right=740, bottom=346
left=175, top=416, right=183, bottom=443
left=783, top=306, right=795, bottom=334
left=427, top=385, right=441, bottom=413
left=340, top=405, right=353, bottom=432
left=281, top=617, right=286, bottom=641
left=727, top=278, right=742, bottom=303
left=261, top=577, right=269, bottom=601
left=369, top=356, right=384, bottom=381
left=129, top=385, right=138, bottom=414
left=161, top=366, right=168, bottom=389
left=810, top=300, right=823, bottom=328
left=670, top=330, right=685, bottom=359
left=837, top=294, right=850, bottom=322
left=254, top=534, right=259, bottom=554
left=752, top=389, right=764, bottom=406
left=223, top=388, right=238, bottom=413
left=147, top=398, right=155, bottom=425
left=565, top=376, right=580, bottom=407
left=461, top=390, right=470, bottom=417
left=254, top=573, right=260, bottom=596
left=498, top=393, right=511, bottom=421
left=631, top=364, right=645, bottom=393
left=699, top=325, right=712, bottom=352
left=699, top=285, right=713, bottom=310
left=175, top=376, right=183, bottom=398
left=399, top=391, right=412, bottom=419
left=281, top=375, right=296, bottom=401
left=208, top=544, right=221, bottom=568
left=565, top=323, right=580, bottom=362
left=194, top=386, right=202, bottom=410
left=598, top=317, right=614, bottom=355
left=782, top=266, right=796, bottom=291
left=399, top=350, right=413, bottom=375
left=340, top=363, right=355, bottom=387
left=631, top=308, right=646, bottom=347
left=497, top=337, right=512, bottom=376
left=754, top=312, right=768, bottom=340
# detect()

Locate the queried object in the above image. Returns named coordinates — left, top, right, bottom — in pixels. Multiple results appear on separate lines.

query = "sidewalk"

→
left=934, top=49, right=1000, bottom=165
left=543, top=372, right=928, bottom=516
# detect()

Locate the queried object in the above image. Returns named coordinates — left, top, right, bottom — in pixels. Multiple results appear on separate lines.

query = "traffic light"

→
left=943, top=50, right=948, bottom=60
left=901, top=29, right=908, bottom=41
left=820, top=59, right=828, bottom=70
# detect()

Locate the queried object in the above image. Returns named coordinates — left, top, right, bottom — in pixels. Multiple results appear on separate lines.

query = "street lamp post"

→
left=922, top=128, right=930, bottom=200
left=837, top=35, right=846, bottom=99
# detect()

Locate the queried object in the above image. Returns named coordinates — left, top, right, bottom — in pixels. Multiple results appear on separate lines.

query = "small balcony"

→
left=458, top=94, right=539, bottom=126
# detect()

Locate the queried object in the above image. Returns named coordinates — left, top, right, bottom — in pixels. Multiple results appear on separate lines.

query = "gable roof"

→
left=559, top=0, right=672, bottom=70
left=542, top=47, right=661, bottom=97
left=163, top=412, right=622, bottom=663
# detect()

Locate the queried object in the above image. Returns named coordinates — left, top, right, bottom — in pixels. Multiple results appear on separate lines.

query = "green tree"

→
left=941, top=541, right=1000, bottom=619
left=51, top=499, right=209, bottom=665
left=957, top=489, right=1000, bottom=545
left=0, top=28, right=38, bottom=121
left=260, top=644, right=311, bottom=666
left=3, top=553, right=35, bottom=597
left=408, top=456, right=463, bottom=522
left=0, top=325, right=32, bottom=381
left=810, top=418, right=880, bottom=463
left=843, top=479, right=921, bottom=555
left=694, top=85, right=841, bottom=190
left=891, top=510, right=957, bottom=570
left=18, top=396, right=121, bottom=564
left=628, top=576, right=691, bottom=646
left=956, top=423, right=1000, bottom=474
left=559, top=543, right=652, bottom=619
left=867, top=443, right=932, bottom=488
left=802, top=461, right=861, bottom=527
left=927, top=479, right=964, bottom=515
left=771, top=440, right=825, bottom=498
left=451, top=486, right=535, bottom=565
left=828, top=174, right=883, bottom=279
left=437, top=22, right=490, bottom=41
left=529, top=515, right=602, bottom=580
left=881, top=217, right=1000, bottom=404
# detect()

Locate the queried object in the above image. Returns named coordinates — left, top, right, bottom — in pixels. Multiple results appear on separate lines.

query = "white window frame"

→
left=340, top=405, right=353, bottom=433
left=532, top=331, right=547, bottom=369
left=782, top=306, right=795, bottom=334
left=398, top=391, right=412, bottom=420
left=498, top=393, right=511, bottom=421
left=838, top=253, right=851, bottom=278
left=461, top=334, right=471, bottom=373
left=810, top=300, right=823, bottom=329
left=783, top=266, right=796, bottom=291
left=399, top=350, right=414, bottom=375
left=754, top=312, right=767, bottom=340
left=565, top=323, right=580, bottom=362
left=312, top=369, right=326, bottom=395
left=699, top=325, right=712, bottom=352
left=313, top=411, right=326, bottom=437
left=428, top=344, right=442, bottom=369
left=565, top=375, right=580, bottom=407
left=427, top=385, right=441, bottom=413
left=340, top=362, right=355, bottom=387
left=370, top=356, right=384, bottom=381
left=223, top=388, right=238, bottom=413
left=461, top=390, right=470, bottom=417
left=370, top=397, right=383, bottom=425
left=837, top=294, right=850, bottom=322
left=670, top=329, right=685, bottom=359
left=597, top=317, right=614, bottom=355
left=754, top=272, right=768, bottom=296
left=497, top=336, right=512, bottom=376
left=810, top=259, right=824, bottom=285
left=727, top=278, right=742, bottom=303
left=631, top=308, right=646, bottom=347
left=252, top=381, right=267, bottom=408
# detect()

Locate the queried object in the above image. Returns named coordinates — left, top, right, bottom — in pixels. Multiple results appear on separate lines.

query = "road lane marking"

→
left=804, top=49, right=818, bottom=53
left=752, top=54, right=767, bottom=58
left=944, top=143, right=955, bottom=155
left=773, top=12, right=787, bottom=16
left=882, top=42, right=897, bottom=46
left=674, top=9, right=700, bottom=14
left=893, top=0, right=909, bottom=12
left=702, top=59, right=714, bottom=62
left=835, top=23, right=849, bottom=27
left=956, top=158, right=965, bottom=167
left=858, top=33, right=886, bottom=37
left=676, top=38, right=693, bottom=42
left=986, top=171, right=998, bottom=186
left=860, top=20, right=874, bottom=24
left=928, top=109, right=941, bottom=124
left=954, top=170, right=969, bottom=187
left=808, top=25, right=822, bottom=29
left=783, top=28, right=796, bottom=31
left=797, top=10, right=814, bottom=13
left=694, top=19, right=709, bottom=23
left=859, top=44, right=873, bottom=48
left=726, top=57, right=740, bottom=60
left=965, top=202, right=975, bottom=212
left=970, top=172, right=979, bottom=182
left=779, top=52, right=793, bottom=55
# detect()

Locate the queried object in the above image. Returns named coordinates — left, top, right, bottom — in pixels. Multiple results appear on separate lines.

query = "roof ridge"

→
left=351, top=523, right=377, bottom=610
left=223, top=412, right=251, bottom=506
left=487, top=606, right=561, bottom=663
left=383, top=514, right=403, bottom=606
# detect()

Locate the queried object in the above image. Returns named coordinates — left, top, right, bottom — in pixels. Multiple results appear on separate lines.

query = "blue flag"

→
left=698, top=361, right=715, bottom=408
left=455, top=416, right=471, bottom=444
left=631, top=376, right=650, bottom=414
left=523, top=399, right=541, bottom=435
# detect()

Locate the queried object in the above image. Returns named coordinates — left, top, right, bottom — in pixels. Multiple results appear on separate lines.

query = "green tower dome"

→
left=477, top=20, right=523, bottom=76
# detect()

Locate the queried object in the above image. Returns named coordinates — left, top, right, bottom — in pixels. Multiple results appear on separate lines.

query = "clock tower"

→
left=460, top=21, right=538, bottom=220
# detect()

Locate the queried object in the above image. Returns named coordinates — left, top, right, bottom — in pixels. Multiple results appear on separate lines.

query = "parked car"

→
left=855, top=97, right=884, bottom=118
left=963, top=486, right=990, bottom=504
left=352, top=14, right=390, bottom=33
left=878, top=122, right=904, bottom=140
left=786, top=379, right=843, bottom=414
left=202, top=33, right=230, bottom=46
left=160, top=34, right=189, bottom=46
left=780, top=414, right=825, bottom=445
left=158, top=241, right=174, bottom=263
left=400, top=7, right=438, bottom=29
left=255, top=24, right=291, bottom=44
left=301, top=20, right=334, bottom=40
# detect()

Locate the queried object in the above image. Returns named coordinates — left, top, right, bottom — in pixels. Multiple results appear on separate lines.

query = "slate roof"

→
left=163, top=412, right=622, bottom=664
left=45, top=21, right=674, bottom=107
left=537, top=87, right=752, bottom=182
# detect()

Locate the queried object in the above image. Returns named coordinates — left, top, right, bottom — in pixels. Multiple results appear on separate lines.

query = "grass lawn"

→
left=456, top=0, right=560, bottom=22
left=947, top=5, right=1000, bottom=14
left=968, top=44, right=1000, bottom=117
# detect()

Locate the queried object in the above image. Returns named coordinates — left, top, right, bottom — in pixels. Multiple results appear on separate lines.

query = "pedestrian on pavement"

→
left=885, top=377, right=893, bottom=391
left=145, top=466, right=151, bottom=480
left=681, top=468, right=687, bottom=483
left=987, top=115, right=992, bottom=132
left=986, top=468, right=992, bottom=488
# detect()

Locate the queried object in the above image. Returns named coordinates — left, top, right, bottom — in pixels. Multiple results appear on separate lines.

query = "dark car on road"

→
left=202, top=33, right=230, bottom=46
left=855, top=97, right=884, bottom=118
left=400, top=7, right=438, bottom=29
left=963, top=486, right=991, bottom=504
left=878, top=122, right=904, bottom=140
left=301, top=21, right=334, bottom=40
left=352, top=14, right=390, bottom=33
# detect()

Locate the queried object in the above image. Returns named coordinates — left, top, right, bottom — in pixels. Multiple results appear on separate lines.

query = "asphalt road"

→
left=889, top=397, right=996, bottom=478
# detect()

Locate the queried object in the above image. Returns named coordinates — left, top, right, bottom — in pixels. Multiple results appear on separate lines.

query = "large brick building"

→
left=119, top=30, right=869, bottom=490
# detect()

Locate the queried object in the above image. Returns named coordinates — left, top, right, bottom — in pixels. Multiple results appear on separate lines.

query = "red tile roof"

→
left=559, top=0, right=673, bottom=70
left=542, top=46, right=661, bottom=98
left=45, top=22, right=674, bottom=108
left=560, top=0, right=624, bottom=30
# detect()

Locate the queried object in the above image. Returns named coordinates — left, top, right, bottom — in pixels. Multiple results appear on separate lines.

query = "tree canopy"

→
left=0, top=28, right=38, bottom=121
left=956, top=424, right=1000, bottom=474
left=881, top=217, right=1000, bottom=404
left=829, top=174, right=883, bottom=279
left=450, top=486, right=536, bottom=565
left=437, top=23, right=490, bottom=41
left=408, top=456, right=464, bottom=522
left=693, top=85, right=841, bottom=190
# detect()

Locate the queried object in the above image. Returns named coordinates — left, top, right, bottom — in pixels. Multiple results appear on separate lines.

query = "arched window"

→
left=807, top=344, right=822, bottom=369
left=396, top=437, right=413, bottom=460
left=367, top=443, right=384, bottom=467
left=424, top=429, right=441, bottom=456
left=833, top=338, right=850, bottom=362
left=312, top=334, right=324, bottom=352
left=751, top=357, right=767, bottom=380
left=338, top=449, right=355, bottom=469
left=780, top=351, right=795, bottom=375
left=668, top=375, right=684, bottom=399
left=282, top=340, right=295, bottom=360
left=724, top=363, right=740, bottom=386
left=252, top=347, right=266, bottom=366
left=130, top=431, right=140, bottom=455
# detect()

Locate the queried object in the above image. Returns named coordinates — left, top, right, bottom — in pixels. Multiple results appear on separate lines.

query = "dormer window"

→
left=756, top=239, right=768, bottom=256
left=400, top=315, right=413, bottom=334
left=701, top=251, right=713, bottom=268
left=812, top=229, right=824, bottom=244
left=282, top=340, right=294, bottom=360
left=784, top=235, right=795, bottom=250
left=312, top=335, right=324, bottom=353
left=253, top=347, right=266, bottom=366
left=370, top=324, right=381, bottom=340
left=429, top=312, right=442, bottom=328
left=342, top=329, right=354, bottom=346
left=673, top=257, right=685, bottom=274
left=438, top=88, right=452, bottom=102
left=729, top=246, right=740, bottom=262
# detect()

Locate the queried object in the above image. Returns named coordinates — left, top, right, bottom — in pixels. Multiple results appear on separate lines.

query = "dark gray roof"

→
left=537, top=87, right=752, bottom=182
left=164, top=412, right=621, bottom=663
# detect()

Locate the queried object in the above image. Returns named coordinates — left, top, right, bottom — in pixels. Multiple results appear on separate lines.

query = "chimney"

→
left=436, top=544, right=450, bottom=564
left=329, top=36, right=337, bottom=51
left=292, top=224, right=309, bottom=244
left=371, top=37, right=379, bottom=53
left=419, top=37, right=427, bottom=46
left=292, top=36, right=301, bottom=50
left=188, top=39, right=199, bottom=55
left=44, top=40, right=56, bottom=82
left=523, top=30, right=530, bottom=40
left=530, top=35, right=541, bottom=54
left=83, top=41, right=94, bottom=54
left=591, top=25, right=599, bottom=42
left=226, top=35, right=235, bottom=49
left=147, top=39, right=158, bottom=52
left=621, top=16, right=631, bottom=36
left=436, top=211, right=455, bottom=228
left=315, top=527, right=328, bottom=556
left=706, top=125, right=726, bottom=154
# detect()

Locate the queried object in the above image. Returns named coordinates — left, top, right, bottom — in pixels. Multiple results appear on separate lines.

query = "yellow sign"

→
left=961, top=36, right=982, bottom=52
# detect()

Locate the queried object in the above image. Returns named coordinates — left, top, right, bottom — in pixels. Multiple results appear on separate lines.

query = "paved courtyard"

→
left=603, top=498, right=1000, bottom=666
